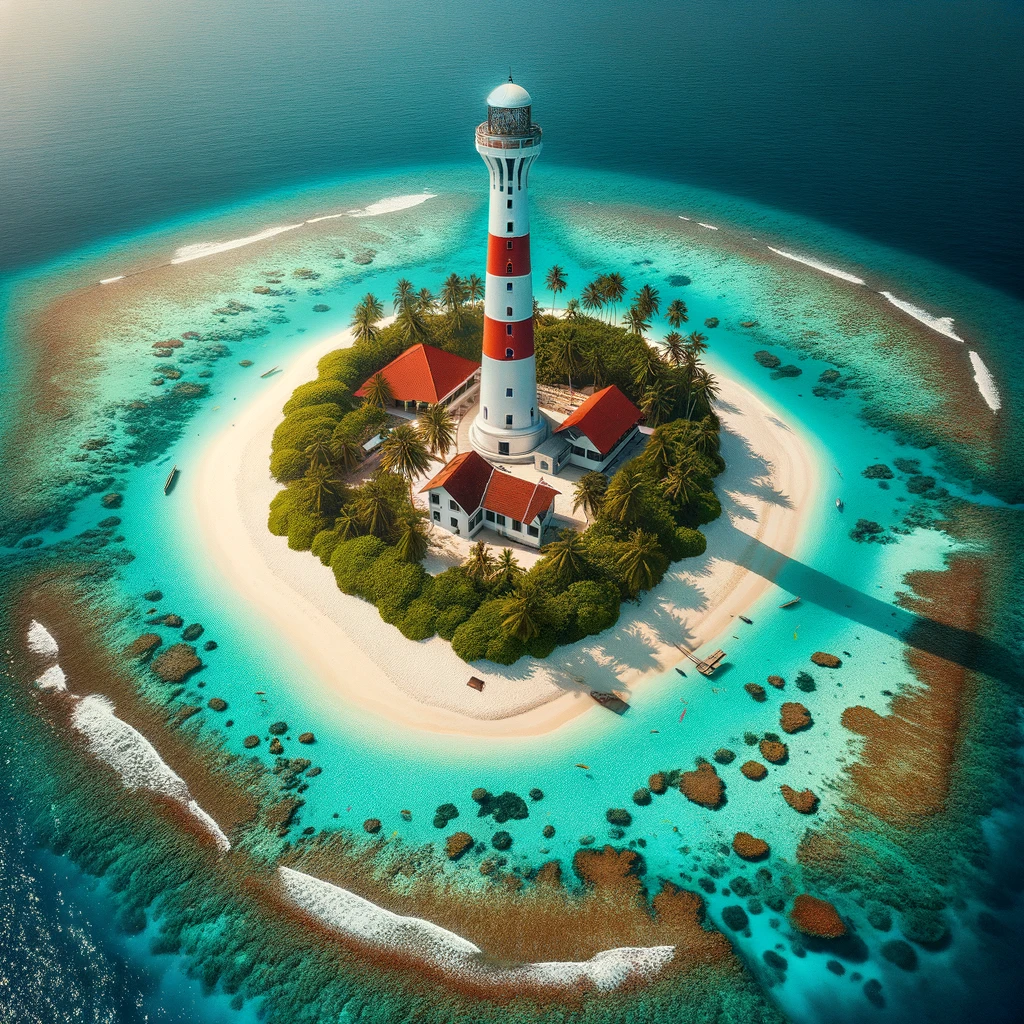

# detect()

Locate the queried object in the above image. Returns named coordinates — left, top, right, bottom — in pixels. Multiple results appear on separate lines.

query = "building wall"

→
left=426, top=486, right=484, bottom=539
left=564, top=426, right=640, bottom=473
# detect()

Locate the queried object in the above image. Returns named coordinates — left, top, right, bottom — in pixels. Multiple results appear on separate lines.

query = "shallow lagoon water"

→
left=1, top=162, right=1022, bottom=1022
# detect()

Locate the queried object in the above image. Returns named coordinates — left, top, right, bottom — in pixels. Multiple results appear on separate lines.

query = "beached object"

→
left=151, top=643, right=201, bottom=682
left=207, top=698, right=228, bottom=712
left=163, top=467, right=179, bottom=495
left=590, top=689, right=629, bottom=713
left=713, top=748, right=736, bottom=765
left=445, top=832, right=473, bottom=860
left=811, top=651, right=842, bottom=668
left=732, top=832, right=770, bottom=861
left=739, top=615, right=753, bottom=624
left=780, top=702, right=813, bottom=733
left=741, top=761, right=768, bottom=781
left=781, top=785, right=819, bottom=814
left=744, top=683, right=767, bottom=702
left=759, top=740, right=787, bottom=764
left=243, top=735, right=260, bottom=749
left=466, top=676, right=485, bottom=691
left=124, top=633, right=162, bottom=661
left=679, top=760, right=725, bottom=809
left=790, top=895, right=847, bottom=939
left=298, top=732, right=315, bottom=744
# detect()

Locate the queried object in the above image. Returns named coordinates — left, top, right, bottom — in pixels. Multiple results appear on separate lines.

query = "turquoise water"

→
left=3, top=160, right=1021, bottom=1021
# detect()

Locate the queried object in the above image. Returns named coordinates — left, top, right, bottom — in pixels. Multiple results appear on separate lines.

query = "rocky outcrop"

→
left=433, top=803, right=459, bottom=828
left=363, top=818, right=381, bottom=834
left=182, top=623, right=204, bottom=642
left=269, top=738, right=284, bottom=755
left=207, top=697, right=228, bottom=712
left=151, top=643, right=201, bottom=682
left=680, top=760, right=725, bottom=808
left=298, top=732, right=315, bottom=744
left=790, top=895, right=847, bottom=938
left=780, top=702, right=812, bottom=733
left=713, top=748, right=736, bottom=764
left=811, top=651, right=842, bottom=668
left=606, top=808, right=632, bottom=826
left=529, top=788, right=544, bottom=801
left=491, top=830, right=512, bottom=850
left=732, top=832, right=770, bottom=860
left=143, top=590, right=163, bottom=602
left=759, top=739, right=788, bottom=763
left=721, top=905, right=749, bottom=931
left=648, top=772, right=667, bottom=794
left=124, top=633, right=162, bottom=661
left=269, top=721, right=288, bottom=735
left=475, top=791, right=528, bottom=823
left=446, top=832, right=473, bottom=860
left=542, top=824, right=555, bottom=838
left=767, top=674, right=785, bottom=689
left=101, top=493, right=123, bottom=509
left=780, top=785, right=819, bottom=813
left=632, top=787, right=652, bottom=806
left=243, top=735, right=260, bottom=749
left=881, top=939, right=918, bottom=970
left=744, top=683, right=767, bottom=702
left=741, top=761, right=767, bottom=781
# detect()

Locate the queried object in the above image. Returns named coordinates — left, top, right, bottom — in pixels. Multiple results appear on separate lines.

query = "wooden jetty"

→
left=676, top=647, right=726, bottom=677
left=163, top=465, right=179, bottom=495
left=589, top=690, right=629, bottom=714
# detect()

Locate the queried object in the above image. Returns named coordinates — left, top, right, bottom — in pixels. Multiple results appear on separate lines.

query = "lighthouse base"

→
left=470, top=415, right=549, bottom=463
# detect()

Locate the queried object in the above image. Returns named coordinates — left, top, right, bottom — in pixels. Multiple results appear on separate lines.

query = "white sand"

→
left=194, top=328, right=818, bottom=737
left=171, top=224, right=305, bottom=264
left=347, top=193, right=437, bottom=218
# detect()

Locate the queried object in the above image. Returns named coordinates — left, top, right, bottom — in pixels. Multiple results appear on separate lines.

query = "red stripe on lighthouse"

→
left=487, top=234, right=531, bottom=276
left=482, top=316, right=534, bottom=360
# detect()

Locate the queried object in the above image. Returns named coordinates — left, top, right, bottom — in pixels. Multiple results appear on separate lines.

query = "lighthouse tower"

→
left=469, top=78, right=548, bottom=460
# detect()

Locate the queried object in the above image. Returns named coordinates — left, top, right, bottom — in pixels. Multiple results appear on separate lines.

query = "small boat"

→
left=739, top=615, right=753, bottom=624
left=255, top=690, right=265, bottom=695
left=835, top=498, right=844, bottom=511
left=779, top=597, right=801, bottom=609
left=260, top=366, right=280, bottom=379
left=163, top=465, right=179, bottom=494
left=589, top=690, right=629, bottom=714
left=574, top=763, right=590, bottom=771
left=674, top=667, right=687, bottom=678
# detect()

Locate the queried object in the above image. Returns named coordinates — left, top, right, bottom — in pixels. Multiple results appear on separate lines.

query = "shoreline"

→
left=193, top=327, right=819, bottom=738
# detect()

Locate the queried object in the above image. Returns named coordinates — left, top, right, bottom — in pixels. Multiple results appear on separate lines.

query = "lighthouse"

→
left=469, top=78, right=548, bottom=460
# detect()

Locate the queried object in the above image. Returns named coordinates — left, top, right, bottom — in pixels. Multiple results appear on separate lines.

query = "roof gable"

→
left=419, top=450, right=492, bottom=512
left=554, top=385, right=643, bottom=455
left=482, top=471, right=559, bottom=524
left=355, top=343, right=479, bottom=403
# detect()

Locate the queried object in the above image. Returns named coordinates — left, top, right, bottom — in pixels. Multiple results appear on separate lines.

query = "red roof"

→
left=355, top=343, right=479, bottom=403
left=554, top=385, right=643, bottom=456
left=420, top=450, right=559, bottom=524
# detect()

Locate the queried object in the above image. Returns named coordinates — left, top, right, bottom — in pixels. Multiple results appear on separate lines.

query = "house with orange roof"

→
left=550, top=385, right=645, bottom=473
left=355, top=343, right=480, bottom=413
left=419, top=450, right=560, bottom=548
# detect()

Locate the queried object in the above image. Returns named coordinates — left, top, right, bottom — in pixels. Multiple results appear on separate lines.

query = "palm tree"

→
left=440, top=273, right=466, bottom=314
left=624, top=305, right=651, bottom=338
left=304, top=464, right=344, bottom=517
left=304, top=437, right=333, bottom=469
left=350, top=293, right=383, bottom=343
left=331, top=436, right=364, bottom=474
left=502, top=581, right=548, bottom=641
left=394, top=513, right=429, bottom=563
left=666, top=299, right=689, bottom=328
left=581, top=282, right=605, bottom=319
left=686, top=369, right=720, bottom=420
left=642, top=430, right=673, bottom=474
left=335, top=506, right=361, bottom=540
left=415, top=287, right=435, bottom=313
left=661, top=331, right=686, bottom=367
left=545, top=265, right=567, bottom=314
left=661, top=456, right=699, bottom=505
left=489, top=548, right=523, bottom=593
left=393, top=278, right=414, bottom=313
left=691, top=417, right=720, bottom=457
left=565, top=297, right=581, bottom=320
left=632, top=345, right=664, bottom=393
left=602, top=272, right=626, bottom=323
left=419, top=403, right=456, bottom=463
left=602, top=463, right=646, bottom=525
left=634, top=284, right=661, bottom=320
left=686, top=331, right=709, bottom=359
left=554, top=327, right=582, bottom=393
left=465, top=274, right=484, bottom=307
left=573, top=471, right=608, bottom=522
left=396, top=303, right=430, bottom=344
left=581, top=343, right=607, bottom=389
left=543, top=528, right=586, bottom=584
left=464, top=540, right=494, bottom=581
left=640, top=375, right=677, bottom=427
left=362, top=372, right=394, bottom=409
left=617, top=529, right=662, bottom=596
left=379, top=423, right=432, bottom=497
left=354, top=478, right=396, bottom=539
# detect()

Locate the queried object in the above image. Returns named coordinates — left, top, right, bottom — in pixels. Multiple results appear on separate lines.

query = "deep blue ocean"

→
left=1, top=2, right=1023, bottom=1022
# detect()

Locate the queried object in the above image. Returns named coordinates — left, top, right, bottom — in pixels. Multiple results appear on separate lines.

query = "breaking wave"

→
left=27, top=620, right=59, bottom=658
left=346, top=193, right=437, bottom=218
left=35, top=664, right=67, bottom=692
left=766, top=246, right=866, bottom=285
left=968, top=351, right=1001, bottom=412
left=171, top=224, right=304, bottom=264
left=879, top=291, right=967, bottom=343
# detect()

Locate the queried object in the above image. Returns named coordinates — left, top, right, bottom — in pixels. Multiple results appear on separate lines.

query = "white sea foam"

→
left=99, top=275, right=124, bottom=285
left=766, top=246, right=866, bottom=285
left=697, top=222, right=719, bottom=230
left=27, top=620, right=59, bottom=658
left=171, top=224, right=304, bottom=264
left=35, top=664, right=67, bottom=692
left=71, top=695, right=230, bottom=851
left=879, top=291, right=966, bottom=343
left=347, top=193, right=437, bottom=218
left=678, top=215, right=691, bottom=221
left=969, top=351, right=1001, bottom=412
left=278, top=867, right=674, bottom=990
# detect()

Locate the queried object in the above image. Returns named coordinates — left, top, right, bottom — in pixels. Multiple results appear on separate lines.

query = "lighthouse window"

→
left=505, top=414, right=513, bottom=426
left=507, top=199, right=512, bottom=209
left=506, top=324, right=513, bottom=336
left=506, top=221, right=514, bottom=232
left=505, top=348, right=514, bottom=358
left=506, top=306, right=513, bottom=316
left=506, top=281, right=513, bottom=291
left=506, top=388, right=514, bottom=397
left=506, top=262, right=514, bottom=274
left=483, top=406, right=488, bottom=419
left=506, top=240, right=513, bottom=250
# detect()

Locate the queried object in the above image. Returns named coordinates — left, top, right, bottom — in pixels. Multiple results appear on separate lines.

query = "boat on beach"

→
left=163, top=465, right=179, bottom=494
left=589, top=690, right=629, bottom=714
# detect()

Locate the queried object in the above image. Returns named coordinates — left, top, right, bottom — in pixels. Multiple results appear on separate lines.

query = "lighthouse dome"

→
left=487, top=81, right=532, bottom=108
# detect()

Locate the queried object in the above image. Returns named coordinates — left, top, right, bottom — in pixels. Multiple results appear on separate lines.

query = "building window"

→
left=505, top=414, right=513, bottom=426
left=506, top=281, right=513, bottom=291
left=587, top=450, right=601, bottom=461
left=572, top=444, right=586, bottom=457
left=506, top=240, right=513, bottom=250
left=430, top=493, right=440, bottom=505
left=506, top=323, right=513, bottom=335
left=496, top=513, right=506, bottom=526
left=432, top=510, right=440, bottom=522
left=506, top=262, right=513, bottom=274
left=498, top=442, right=509, bottom=456
left=512, top=519, right=522, bottom=532
left=506, top=387, right=513, bottom=397
left=540, top=461, right=549, bottom=470
left=506, top=221, right=514, bottom=232
left=450, top=517, right=459, bottom=528
left=449, top=499, right=459, bottom=511
left=506, top=305, right=513, bottom=316
left=485, top=510, right=495, bottom=522
left=507, top=199, right=512, bottom=209
left=483, top=406, right=488, bottom=419
left=527, top=525, right=539, bottom=537
left=505, top=347, right=513, bottom=358
left=530, top=406, right=534, bottom=419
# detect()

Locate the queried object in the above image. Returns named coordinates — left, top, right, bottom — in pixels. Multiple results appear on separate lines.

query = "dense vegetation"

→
left=268, top=272, right=724, bottom=665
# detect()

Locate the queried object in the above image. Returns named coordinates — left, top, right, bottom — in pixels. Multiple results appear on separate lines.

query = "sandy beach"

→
left=194, top=327, right=819, bottom=738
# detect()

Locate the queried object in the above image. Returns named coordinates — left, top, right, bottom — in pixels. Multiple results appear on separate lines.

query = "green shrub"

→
left=270, top=447, right=308, bottom=482
left=332, top=404, right=388, bottom=444
left=311, top=528, right=343, bottom=565
left=287, top=512, right=328, bottom=551
left=695, top=492, right=722, bottom=525
left=279, top=402, right=345, bottom=425
left=271, top=414, right=338, bottom=454
left=399, top=598, right=438, bottom=641
left=675, top=527, right=707, bottom=558
left=362, top=550, right=427, bottom=619
left=330, top=535, right=386, bottom=594
left=487, top=630, right=528, bottom=665
left=554, top=580, right=621, bottom=643
left=283, top=381, right=350, bottom=414
left=427, top=568, right=485, bottom=610
left=436, top=604, right=475, bottom=641
left=268, top=488, right=294, bottom=536
left=452, top=599, right=526, bottom=664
